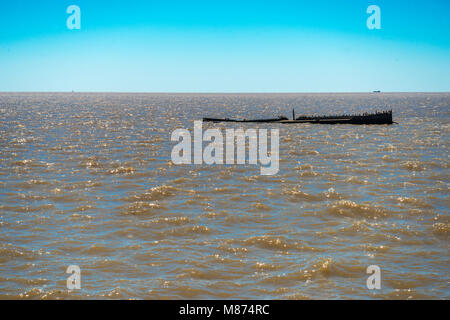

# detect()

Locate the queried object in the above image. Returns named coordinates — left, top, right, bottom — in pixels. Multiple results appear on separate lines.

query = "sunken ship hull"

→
left=203, top=110, right=393, bottom=125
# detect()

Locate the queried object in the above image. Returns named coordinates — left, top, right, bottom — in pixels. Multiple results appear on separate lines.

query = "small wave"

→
left=146, top=216, right=191, bottom=226
left=380, top=143, right=397, bottom=152
left=15, top=288, right=72, bottom=300
left=299, top=171, right=320, bottom=177
left=120, top=201, right=166, bottom=215
left=345, top=176, right=370, bottom=185
left=224, top=213, right=269, bottom=225
left=282, top=187, right=341, bottom=202
left=13, top=179, right=52, bottom=188
left=395, top=196, right=433, bottom=209
left=108, top=166, right=135, bottom=174
left=234, top=235, right=314, bottom=252
left=282, top=187, right=323, bottom=202
left=253, top=262, right=282, bottom=271
left=83, top=244, right=118, bottom=255
left=382, top=155, right=400, bottom=163
left=216, top=244, right=249, bottom=255
left=401, top=161, right=425, bottom=171
left=246, top=202, right=273, bottom=212
left=0, top=203, right=55, bottom=213
left=261, top=257, right=364, bottom=285
left=163, top=225, right=211, bottom=237
left=326, top=200, right=388, bottom=219
left=0, top=247, right=37, bottom=262
left=122, top=185, right=177, bottom=202
left=177, top=267, right=239, bottom=280
left=430, top=223, right=449, bottom=238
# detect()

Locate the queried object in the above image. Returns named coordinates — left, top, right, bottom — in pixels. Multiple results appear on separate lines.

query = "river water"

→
left=0, top=92, right=448, bottom=299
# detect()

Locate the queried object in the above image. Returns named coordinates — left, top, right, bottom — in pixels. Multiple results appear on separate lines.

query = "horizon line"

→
left=1, top=91, right=449, bottom=94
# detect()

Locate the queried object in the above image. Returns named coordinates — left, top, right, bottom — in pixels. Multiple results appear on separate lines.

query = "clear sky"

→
left=0, top=0, right=449, bottom=92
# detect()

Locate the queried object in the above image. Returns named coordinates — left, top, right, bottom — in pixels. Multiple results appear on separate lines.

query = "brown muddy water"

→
left=0, top=92, right=448, bottom=299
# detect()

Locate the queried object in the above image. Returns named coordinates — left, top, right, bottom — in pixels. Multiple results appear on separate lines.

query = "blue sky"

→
left=0, top=0, right=449, bottom=92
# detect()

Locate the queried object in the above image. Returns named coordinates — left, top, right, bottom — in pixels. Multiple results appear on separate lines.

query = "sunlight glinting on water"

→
left=0, top=92, right=448, bottom=299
